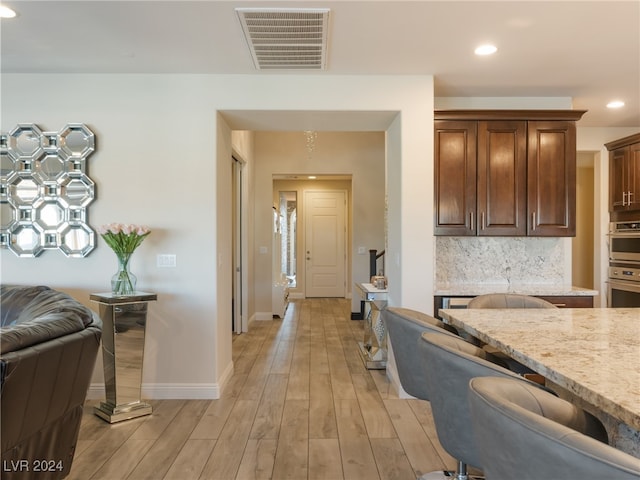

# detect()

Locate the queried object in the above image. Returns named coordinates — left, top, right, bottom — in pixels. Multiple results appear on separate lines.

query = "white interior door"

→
left=304, top=190, right=346, bottom=297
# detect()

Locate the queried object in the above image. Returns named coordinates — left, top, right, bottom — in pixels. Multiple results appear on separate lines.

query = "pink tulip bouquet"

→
left=97, top=223, right=151, bottom=255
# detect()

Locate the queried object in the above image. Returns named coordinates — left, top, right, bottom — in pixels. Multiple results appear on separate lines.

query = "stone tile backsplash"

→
left=435, top=236, right=565, bottom=286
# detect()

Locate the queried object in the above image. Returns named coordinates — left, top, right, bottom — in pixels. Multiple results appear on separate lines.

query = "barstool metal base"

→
left=418, top=468, right=483, bottom=480
left=419, top=471, right=453, bottom=479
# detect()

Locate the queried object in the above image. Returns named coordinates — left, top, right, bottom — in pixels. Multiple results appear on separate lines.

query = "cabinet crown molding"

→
left=434, top=109, right=587, bottom=121
left=605, top=132, right=640, bottom=151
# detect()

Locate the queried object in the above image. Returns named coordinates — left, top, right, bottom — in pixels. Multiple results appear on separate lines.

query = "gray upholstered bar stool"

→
left=417, top=332, right=553, bottom=480
left=468, top=377, right=640, bottom=480
left=382, top=308, right=466, bottom=479
left=466, top=293, right=557, bottom=309
left=383, top=307, right=462, bottom=398
left=467, top=293, right=556, bottom=376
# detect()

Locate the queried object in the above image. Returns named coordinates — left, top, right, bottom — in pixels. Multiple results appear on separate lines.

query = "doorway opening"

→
left=273, top=176, right=352, bottom=302
left=278, top=191, right=297, bottom=288
left=572, top=151, right=596, bottom=290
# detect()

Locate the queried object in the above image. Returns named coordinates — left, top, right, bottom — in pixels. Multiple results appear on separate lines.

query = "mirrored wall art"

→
left=0, top=123, right=96, bottom=257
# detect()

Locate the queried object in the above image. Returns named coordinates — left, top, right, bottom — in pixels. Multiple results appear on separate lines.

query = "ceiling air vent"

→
left=236, top=8, right=330, bottom=70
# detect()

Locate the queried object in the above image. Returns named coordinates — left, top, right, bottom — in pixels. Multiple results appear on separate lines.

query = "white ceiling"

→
left=2, top=0, right=639, bottom=128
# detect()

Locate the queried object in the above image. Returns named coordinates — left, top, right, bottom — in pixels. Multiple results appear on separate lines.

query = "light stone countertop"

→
left=439, top=307, right=640, bottom=431
left=356, top=282, right=388, bottom=294
left=434, top=284, right=598, bottom=297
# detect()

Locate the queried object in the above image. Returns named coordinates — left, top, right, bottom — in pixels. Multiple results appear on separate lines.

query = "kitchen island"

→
left=440, top=307, right=640, bottom=456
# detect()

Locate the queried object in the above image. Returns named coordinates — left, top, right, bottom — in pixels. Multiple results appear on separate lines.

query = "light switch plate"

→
left=157, top=254, right=176, bottom=267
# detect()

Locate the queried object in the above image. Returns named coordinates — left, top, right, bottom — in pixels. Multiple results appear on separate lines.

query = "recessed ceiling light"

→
left=308, top=176, right=317, bottom=180
left=0, top=5, right=16, bottom=18
left=475, top=44, right=497, bottom=56
left=607, top=100, right=625, bottom=109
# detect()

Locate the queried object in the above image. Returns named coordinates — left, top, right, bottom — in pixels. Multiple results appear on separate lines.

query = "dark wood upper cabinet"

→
left=478, top=120, right=527, bottom=236
left=434, top=121, right=476, bottom=235
left=434, top=119, right=527, bottom=236
left=606, top=133, right=640, bottom=221
left=527, top=121, right=576, bottom=236
left=434, top=110, right=585, bottom=237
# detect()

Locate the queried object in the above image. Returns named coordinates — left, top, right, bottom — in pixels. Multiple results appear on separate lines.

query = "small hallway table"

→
left=90, top=291, right=157, bottom=423
left=355, top=282, right=388, bottom=369
left=439, top=307, right=640, bottom=456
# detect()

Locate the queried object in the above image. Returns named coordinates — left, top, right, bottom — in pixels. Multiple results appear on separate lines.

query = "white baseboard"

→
left=282, top=292, right=352, bottom=300
left=255, top=312, right=275, bottom=320
left=87, top=383, right=221, bottom=400
left=86, top=384, right=105, bottom=400
left=386, top=367, right=415, bottom=399
left=217, top=360, right=235, bottom=394
left=86, top=362, right=235, bottom=400
left=142, top=383, right=221, bottom=399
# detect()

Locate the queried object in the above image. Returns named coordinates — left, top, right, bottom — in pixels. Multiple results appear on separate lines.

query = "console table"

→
left=90, top=291, right=157, bottom=423
left=355, top=282, right=388, bottom=369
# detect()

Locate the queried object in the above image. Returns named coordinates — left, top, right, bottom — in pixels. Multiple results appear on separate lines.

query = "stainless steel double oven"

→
left=607, top=221, right=640, bottom=307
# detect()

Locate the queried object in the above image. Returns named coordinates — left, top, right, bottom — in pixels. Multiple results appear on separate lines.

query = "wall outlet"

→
left=157, top=254, right=177, bottom=268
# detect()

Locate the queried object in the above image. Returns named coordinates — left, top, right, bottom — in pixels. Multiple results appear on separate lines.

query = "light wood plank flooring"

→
left=70, top=298, right=455, bottom=480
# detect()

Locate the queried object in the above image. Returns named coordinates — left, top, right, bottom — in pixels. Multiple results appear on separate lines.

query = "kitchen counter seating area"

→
left=439, top=307, right=640, bottom=458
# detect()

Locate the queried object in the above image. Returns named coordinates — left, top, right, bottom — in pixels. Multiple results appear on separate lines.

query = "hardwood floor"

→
left=69, top=298, right=454, bottom=480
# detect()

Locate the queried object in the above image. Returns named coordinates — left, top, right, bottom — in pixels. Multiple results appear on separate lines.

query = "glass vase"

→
left=111, top=253, right=137, bottom=296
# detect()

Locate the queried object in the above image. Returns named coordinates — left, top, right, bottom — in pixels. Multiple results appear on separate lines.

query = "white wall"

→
left=2, top=74, right=224, bottom=398
left=1, top=73, right=435, bottom=397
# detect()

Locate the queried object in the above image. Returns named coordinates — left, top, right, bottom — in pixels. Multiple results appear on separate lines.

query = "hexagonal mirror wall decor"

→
left=0, top=123, right=96, bottom=257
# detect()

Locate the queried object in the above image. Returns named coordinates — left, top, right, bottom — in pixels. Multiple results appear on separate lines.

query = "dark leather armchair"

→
left=1, top=285, right=102, bottom=480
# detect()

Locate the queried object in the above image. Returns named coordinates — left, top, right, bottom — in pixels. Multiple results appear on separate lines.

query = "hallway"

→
left=69, top=298, right=453, bottom=479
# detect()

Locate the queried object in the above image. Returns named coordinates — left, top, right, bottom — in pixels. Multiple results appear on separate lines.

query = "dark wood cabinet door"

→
left=527, top=121, right=576, bottom=236
left=605, top=134, right=640, bottom=220
left=434, top=121, right=477, bottom=235
left=477, top=121, right=527, bottom=236
left=610, top=146, right=628, bottom=212
left=627, top=142, right=640, bottom=211
left=535, top=295, right=593, bottom=308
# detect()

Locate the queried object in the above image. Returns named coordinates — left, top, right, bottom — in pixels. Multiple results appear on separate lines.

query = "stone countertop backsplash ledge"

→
left=434, top=284, right=598, bottom=296
left=435, top=237, right=599, bottom=296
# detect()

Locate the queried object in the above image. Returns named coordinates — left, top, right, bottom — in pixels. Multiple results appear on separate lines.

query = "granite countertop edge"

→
left=433, top=284, right=599, bottom=297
